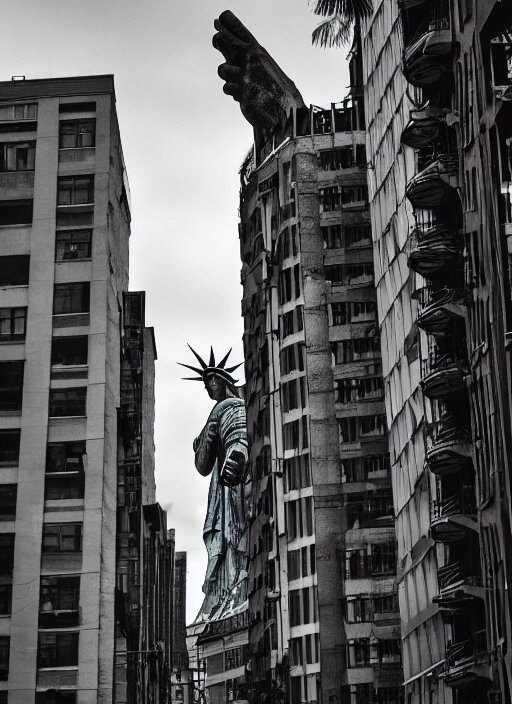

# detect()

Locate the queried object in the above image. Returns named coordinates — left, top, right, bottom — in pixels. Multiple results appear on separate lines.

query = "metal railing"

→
left=446, top=629, right=487, bottom=668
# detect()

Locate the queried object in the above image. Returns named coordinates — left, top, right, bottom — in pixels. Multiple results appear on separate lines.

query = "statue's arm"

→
left=213, top=10, right=305, bottom=136
left=194, top=420, right=218, bottom=477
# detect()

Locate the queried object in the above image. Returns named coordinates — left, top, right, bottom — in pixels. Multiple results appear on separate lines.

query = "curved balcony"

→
left=403, top=21, right=453, bottom=87
left=406, top=155, right=458, bottom=209
left=421, top=351, right=466, bottom=400
left=407, top=225, right=460, bottom=277
left=415, top=287, right=466, bottom=338
left=401, top=110, right=446, bottom=149
left=444, top=630, right=492, bottom=691
left=426, top=420, right=472, bottom=476
left=431, top=492, right=477, bottom=543
left=437, top=560, right=482, bottom=595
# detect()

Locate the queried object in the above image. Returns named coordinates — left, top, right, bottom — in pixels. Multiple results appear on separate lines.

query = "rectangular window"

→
left=331, top=302, right=348, bottom=325
left=0, top=103, right=37, bottom=122
left=57, top=176, right=94, bottom=206
left=0, top=636, right=9, bottom=681
left=0, top=306, right=27, bottom=342
left=345, top=224, right=372, bottom=248
left=360, top=414, right=386, bottom=437
left=0, top=199, right=33, bottom=225
left=0, top=484, right=16, bottom=520
left=59, top=119, right=96, bottom=149
left=45, top=474, right=85, bottom=501
left=325, top=264, right=346, bottom=285
left=40, top=576, right=80, bottom=612
left=322, top=224, right=343, bottom=249
left=49, top=388, right=86, bottom=417
left=51, top=336, right=88, bottom=366
left=319, top=186, right=341, bottom=212
left=290, top=638, right=303, bottom=666
left=318, top=147, right=354, bottom=171
left=0, top=585, right=11, bottom=616
left=53, top=282, right=90, bottom=315
left=0, top=141, right=35, bottom=171
left=0, top=361, right=24, bottom=412
left=339, top=417, right=357, bottom=442
left=0, top=255, right=29, bottom=286
left=289, top=590, right=301, bottom=626
left=0, top=430, right=20, bottom=466
left=369, top=543, right=396, bottom=575
left=42, top=523, right=82, bottom=553
left=341, top=185, right=368, bottom=205
left=288, top=549, right=300, bottom=581
left=37, top=631, right=79, bottom=668
left=46, top=441, right=86, bottom=473
left=55, top=229, right=92, bottom=260
left=348, top=263, right=373, bottom=284
left=0, top=535, right=14, bottom=575
left=36, top=692, right=77, bottom=704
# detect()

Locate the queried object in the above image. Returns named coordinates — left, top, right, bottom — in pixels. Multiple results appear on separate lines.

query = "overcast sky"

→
left=4, top=0, right=350, bottom=622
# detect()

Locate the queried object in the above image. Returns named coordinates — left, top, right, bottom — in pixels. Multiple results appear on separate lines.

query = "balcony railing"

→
left=438, top=560, right=482, bottom=591
left=446, top=629, right=487, bottom=669
left=432, top=491, right=475, bottom=520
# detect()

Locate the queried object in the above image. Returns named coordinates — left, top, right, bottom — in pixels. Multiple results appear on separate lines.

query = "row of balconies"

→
left=399, top=1, right=492, bottom=694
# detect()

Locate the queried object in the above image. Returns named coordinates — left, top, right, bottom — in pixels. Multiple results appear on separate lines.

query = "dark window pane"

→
left=0, top=484, right=16, bottom=519
left=57, top=176, right=94, bottom=206
left=59, top=119, right=95, bottom=149
left=53, top=282, right=90, bottom=314
left=0, top=430, right=20, bottom=464
left=55, top=229, right=92, bottom=260
left=42, top=524, right=82, bottom=553
left=0, top=585, right=11, bottom=615
left=0, top=534, right=14, bottom=575
left=46, top=442, right=85, bottom=473
left=0, top=199, right=33, bottom=225
left=0, top=361, right=24, bottom=412
left=0, top=306, right=27, bottom=341
left=37, top=631, right=79, bottom=668
left=0, top=255, right=29, bottom=286
left=0, top=636, right=9, bottom=680
left=51, top=336, right=88, bottom=366
left=48, top=388, right=86, bottom=417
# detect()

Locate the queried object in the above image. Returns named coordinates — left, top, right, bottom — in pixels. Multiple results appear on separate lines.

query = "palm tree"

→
left=311, top=0, right=373, bottom=48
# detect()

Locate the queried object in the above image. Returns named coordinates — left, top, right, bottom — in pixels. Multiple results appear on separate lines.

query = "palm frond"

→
left=312, top=0, right=373, bottom=20
left=312, top=14, right=353, bottom=48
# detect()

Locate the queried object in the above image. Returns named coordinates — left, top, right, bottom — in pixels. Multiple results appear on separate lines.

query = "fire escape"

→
left=115, top=291, right=144, bottom=703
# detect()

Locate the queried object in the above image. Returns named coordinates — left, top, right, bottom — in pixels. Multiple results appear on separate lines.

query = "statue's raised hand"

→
left=213, top=10, right=305, bottom=133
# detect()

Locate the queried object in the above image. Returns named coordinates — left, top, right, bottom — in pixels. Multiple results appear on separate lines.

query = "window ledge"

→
left=56, top=203, right=94, bottom=212
left=55, top=258, right=92, bottom=264
left=0, top=224, right=32, bottom=229
left=48, top=415, right=86, bottom=420
left=0, top=284, right=28, bottom=289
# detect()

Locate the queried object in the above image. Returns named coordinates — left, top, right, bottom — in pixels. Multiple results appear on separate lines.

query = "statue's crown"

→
left=178, top=345, right=242, bottom=386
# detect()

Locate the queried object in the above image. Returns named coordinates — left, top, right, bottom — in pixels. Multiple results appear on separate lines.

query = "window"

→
left=0, top=361, right=24, bottom=412
left=331, top=302, right=348, bottom=325
left=360, top=414, right=386, bottom=437
left=0, top=585, right=11, bottom=615
left=289, top=590, right=301, bottom=626
left=0, top=535, right=14, bottom=575
left=0, top=199, right=33, bottom=225
left=363, top=454, right=390, bottom=476
left=348, top=263, right=373, bottom=284
left=281, top=306, right=304, bottom=339
left=345, top=225, right=372, bottom=248
left=0, top=306, right=27, bottom=341
left=336, top=377, right=383, bottom=403
left=36, top=692, right=77, bottom=704
left=318, top=147, right=354, bottom=170
left=57, top=176, right=94, bottom=206
left=53, top=282, right=90, bottom=315
left=42, top=523, right=82, bottom=553
left=0, top=141, right=35, bottom=171
left=46, top=441, right=86, bottom=473
left=0, top=636, right=9, bottom=680
left=322, top=224, right=343, bottom=248
left=55, top=229, right=92, bottom=260
left=0, top=430, right=20, bottom=466
left=40, top=576, right=80, bottom=613
left=325, top=264, right=346, bottom=285
left=280, top=343, right=304, bottom=375
left=51, top=336, right=88, bottom=366
left=319, top=186, right=341, bottom=212
left=0, top=103, right=37, bottom=122
left=45, top=474, right=85, bottom=501
left=59, top=119, right=96, bottom=149
left=0, top=484, right=16, bottom=520
left=37, top=631, right=79, bottom=668
left=49, top=388, right=87, bottom=417
left=0, top=255, right=29, bottom=286
left=370, top=543, right=396, bottom=575
left=341, top=185, right=368, bottom=205
left=290, top=637, right=303, bottom=666
left=339, top=417, right=358, bottom=442
left=283, top=454, right=311, bottom=491
left=348, top=638, right=371, bottom=667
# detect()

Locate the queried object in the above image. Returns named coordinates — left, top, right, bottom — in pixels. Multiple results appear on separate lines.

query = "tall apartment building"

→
left=0, top=76, right=169, bottom=704
left=237, top=60, right=401, bottom=702
left=358, top=1, right=512, bottom=702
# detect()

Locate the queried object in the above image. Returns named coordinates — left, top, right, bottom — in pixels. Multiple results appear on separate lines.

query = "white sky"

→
left=3, top=0, right=350, bottom=622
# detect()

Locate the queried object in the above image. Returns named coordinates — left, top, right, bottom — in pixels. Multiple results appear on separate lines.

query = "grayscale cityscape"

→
left=0, top=1, right=511, bottom=704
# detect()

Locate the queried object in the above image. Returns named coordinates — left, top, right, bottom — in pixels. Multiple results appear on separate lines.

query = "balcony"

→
left=438, top=560, right=482, bottom=595
left=406, top=154, right=458, bottom=209
left=431, top=492, right=477, bottom=543
left=415, top=287, right=466, bottom=338
left=401, top=108, right=447, bottom=149
left=421, top=350, right=466, bottom=400
left=403, top=19, right=453, bottom=87
left=426, top=418, right=472, bottom=476
left=444, top=630, right=492, bottom=690
left=407, top=224, right=460, bottom=277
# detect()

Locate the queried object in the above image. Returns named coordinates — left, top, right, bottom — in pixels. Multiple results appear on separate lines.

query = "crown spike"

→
left=181, top=376, right=204, bottom=381
left=209, top=346, right=216, bottom=367
left=225, top=362, right=243, bottom=374
left=178, top=362, right=205, bottom=376
left=217, top=348, right=232, bottom=369
left=187, top=344, right=208, bottom=370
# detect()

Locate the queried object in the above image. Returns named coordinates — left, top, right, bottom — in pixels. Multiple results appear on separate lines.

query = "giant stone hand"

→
left=213, top=10, right=306, bottom=134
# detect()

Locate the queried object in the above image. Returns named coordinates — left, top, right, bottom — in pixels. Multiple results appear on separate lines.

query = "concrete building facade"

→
left=237, top=69, right=401, bottom=702
left=358, top=1, right=512, bottom=702
left=0, top=76, right=168, bottom=704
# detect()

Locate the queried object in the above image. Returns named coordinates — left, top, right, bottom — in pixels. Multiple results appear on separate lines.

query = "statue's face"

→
left=205, top=374, right=225, bottom=401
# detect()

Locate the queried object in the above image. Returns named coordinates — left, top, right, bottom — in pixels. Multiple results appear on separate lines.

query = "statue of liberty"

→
left=179, top=346, right=249, bottom=622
